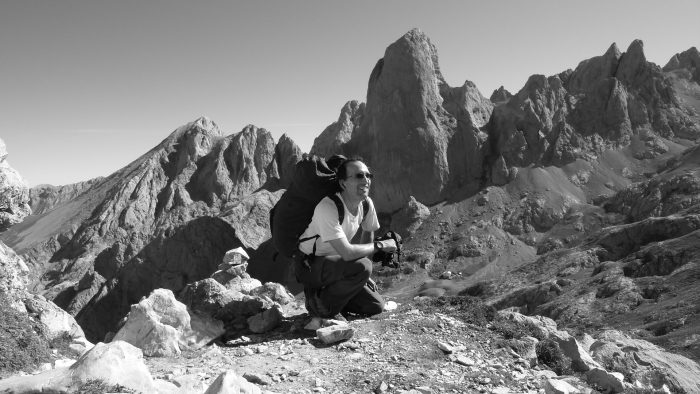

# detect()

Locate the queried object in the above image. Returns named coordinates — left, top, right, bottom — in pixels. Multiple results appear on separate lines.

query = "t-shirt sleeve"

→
left=362, top=197, right=381, bottom=232
left=314, top=198, right=346, bottom=243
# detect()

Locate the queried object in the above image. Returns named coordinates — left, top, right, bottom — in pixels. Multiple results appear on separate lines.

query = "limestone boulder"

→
left=585, top=368, right=624, bottom=393
left=544, top=378, right=579, bottom=394
left=247, top=306, right=283, bottom=333
left=214, top=296, right=266, bottom=322
left=23, top=293, right=94, bottom=354
left=0, top=138, right=31, bottom=232
left=550, top=330, right=601, bottom=372
left=180, top=278, right=242, bottom=317
left=248, top=282, right=295, bottom=305
left=204, top=370, right=262, bottom=394
left=70, top=341, right=156, bottom=391
left=0, top=341, right=156, bottom=393
left=317, top=324, right=355, bottom=344
left=212, top=271, right=262, bottom=293
left=113, top=288, right=225, bottom=357
left=23, top=293, right=85, bottom=341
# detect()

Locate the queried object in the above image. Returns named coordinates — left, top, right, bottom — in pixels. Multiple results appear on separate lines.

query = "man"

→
left=294, top=157, right=398, bottom=319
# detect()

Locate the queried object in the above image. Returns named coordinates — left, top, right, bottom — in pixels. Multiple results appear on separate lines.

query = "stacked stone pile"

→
left=178, top=247, right=295, bottom=337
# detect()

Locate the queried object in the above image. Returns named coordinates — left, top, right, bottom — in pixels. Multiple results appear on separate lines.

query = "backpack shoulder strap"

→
left=361, top=199, right=369, bottom=223
left=328, top=194, right=345, bottom=225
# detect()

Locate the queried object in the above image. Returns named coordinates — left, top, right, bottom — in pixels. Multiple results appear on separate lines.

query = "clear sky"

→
left=1, top=0, right=698, bottom=187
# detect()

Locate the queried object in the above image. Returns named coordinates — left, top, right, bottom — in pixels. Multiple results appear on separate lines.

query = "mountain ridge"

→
left=3, top=29, right=699, bottom=356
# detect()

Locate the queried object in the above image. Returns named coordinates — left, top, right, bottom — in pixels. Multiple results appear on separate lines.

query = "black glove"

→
left=372, top=230, right=402, bottom=268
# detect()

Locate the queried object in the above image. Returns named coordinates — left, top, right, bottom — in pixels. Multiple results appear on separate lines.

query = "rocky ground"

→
left=141, top=302, right=555, bottom=394
left=5, top=285, right=699, bottom=393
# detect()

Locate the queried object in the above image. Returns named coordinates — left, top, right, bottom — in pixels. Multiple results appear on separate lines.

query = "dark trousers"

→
left=294, top=253, right=384, bottom=316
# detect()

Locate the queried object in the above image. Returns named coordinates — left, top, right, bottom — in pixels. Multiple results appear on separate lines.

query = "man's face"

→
left=343, top=161, right=371, bottom=200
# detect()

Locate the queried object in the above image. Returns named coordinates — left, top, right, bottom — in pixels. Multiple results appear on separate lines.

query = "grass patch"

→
left=76, top=379, right=138, bottom=394
left=459, top=281, right=497, bottom=297
left=490, top=318, right=546, bottom=341
left=0, top=294, right=51, bottom=373
left=420, top=295, right=496, bottom=327
left=536, top=339, right=571, bottom=376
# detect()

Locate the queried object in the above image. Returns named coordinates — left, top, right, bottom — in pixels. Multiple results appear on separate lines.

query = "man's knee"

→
left=357, top=257, right=372, bottom=278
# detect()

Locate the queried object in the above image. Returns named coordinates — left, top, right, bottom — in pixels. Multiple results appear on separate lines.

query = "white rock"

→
left=223, top=247, right=250, bottom=265
left=545, top=378, right=580, bottom=394
left=551, top=330, right=601, bottom=372
left=384, top=301, right=398, bottom=311
left=113, top=288, right=225, bottom=357
left=437, top=342, right=454, bottom=353
left=204, top=370, right=261, bottom=394
left=455, top=355, right=475, bottom=366
left=585, top=368, right=624, bottom=393
left=317, top=324, right=354, bottom=344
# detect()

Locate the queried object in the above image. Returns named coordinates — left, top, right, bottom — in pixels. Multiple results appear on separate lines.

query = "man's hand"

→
left=375, top=239, right=397, bottom=253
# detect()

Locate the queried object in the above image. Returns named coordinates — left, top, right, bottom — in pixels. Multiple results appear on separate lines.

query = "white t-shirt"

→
left=298, top=193, right=380, bottom=257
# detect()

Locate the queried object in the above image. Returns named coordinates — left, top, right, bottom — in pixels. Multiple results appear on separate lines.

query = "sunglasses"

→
left=346, top=171, right=374, bottom=180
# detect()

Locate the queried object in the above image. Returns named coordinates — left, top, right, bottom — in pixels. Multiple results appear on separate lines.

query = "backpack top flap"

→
left=285, top=155, right=339, bottom=202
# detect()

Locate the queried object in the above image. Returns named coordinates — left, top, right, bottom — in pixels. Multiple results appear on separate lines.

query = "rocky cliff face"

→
left=312, top=29, right=492, bottom=212
left=0, top=138, right=31, bottom=232
left=1, top=117, right=302, bottom=341
left=30, top=178, right=104, bottom=216
left=310, top=100, right=364, bottom=159
left=491, top=40, right=700, bottom=171
left=663, top=47, right=700, bottom=84
left=311, top=33, right=699, bottom=214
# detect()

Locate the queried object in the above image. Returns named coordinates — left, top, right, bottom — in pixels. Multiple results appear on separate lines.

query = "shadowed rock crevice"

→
left=76, top=216, right=241, bottom=342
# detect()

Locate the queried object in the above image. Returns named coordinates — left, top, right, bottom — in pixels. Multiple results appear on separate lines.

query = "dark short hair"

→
left=334, top=156, right=366, bottom=193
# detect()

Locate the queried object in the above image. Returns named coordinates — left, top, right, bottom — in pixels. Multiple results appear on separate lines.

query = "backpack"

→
left=270, top=154, right=369, bottom=258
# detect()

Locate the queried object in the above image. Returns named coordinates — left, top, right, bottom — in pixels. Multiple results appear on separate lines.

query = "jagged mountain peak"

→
left=490, top=86, right=513, bottom=104
left=567, top=42, right=622, bottom=94
left=664, top=46, right=700, bottom=83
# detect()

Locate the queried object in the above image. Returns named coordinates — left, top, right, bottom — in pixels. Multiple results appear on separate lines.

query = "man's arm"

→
left=329, top=230, right=394, bottom=262
left=328, top=237, right=375, bottom=262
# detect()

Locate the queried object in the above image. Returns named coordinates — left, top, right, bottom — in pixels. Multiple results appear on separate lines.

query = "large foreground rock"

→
left=0, top=341, right=156, bottom=393
left=113, top=288, right=225, bottom=357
